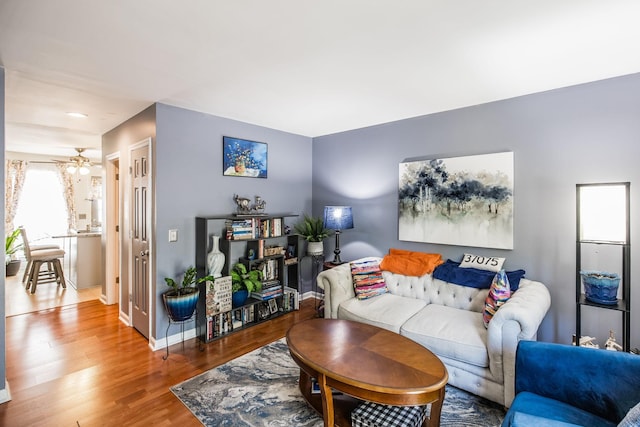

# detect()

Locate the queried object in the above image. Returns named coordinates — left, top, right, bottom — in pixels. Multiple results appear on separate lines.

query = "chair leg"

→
left=53, top=259, right=66, bottom=288
left=22, top=259, right=33, bottom=284
left=26, top=260, right=37, bottom=290
left=30, top=260, right=42, bottom=293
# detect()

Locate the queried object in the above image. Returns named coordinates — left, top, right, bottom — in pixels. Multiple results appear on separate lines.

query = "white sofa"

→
left=317, top=257, right=551, bottom=408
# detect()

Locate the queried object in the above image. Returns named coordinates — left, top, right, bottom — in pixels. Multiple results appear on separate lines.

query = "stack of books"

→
left=251, top=280, right=282, bottom=300
left=225, top=219, right=254, bottom=240
left=225, top=217, right=285, bottom=240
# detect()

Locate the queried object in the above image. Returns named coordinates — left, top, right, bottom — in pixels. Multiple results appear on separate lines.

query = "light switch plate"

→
left=168, top=229, right=178, bottom=242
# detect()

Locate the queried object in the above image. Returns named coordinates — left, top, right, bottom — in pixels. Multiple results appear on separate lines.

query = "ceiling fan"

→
left=65, top=148, right=93, bottom=175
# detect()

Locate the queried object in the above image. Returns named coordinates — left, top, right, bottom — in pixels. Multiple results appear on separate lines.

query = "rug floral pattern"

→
left=171, top=339, right=505, bottom=427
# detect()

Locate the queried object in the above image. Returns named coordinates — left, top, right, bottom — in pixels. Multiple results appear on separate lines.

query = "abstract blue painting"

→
left=399, top=152, right=514, bottom=249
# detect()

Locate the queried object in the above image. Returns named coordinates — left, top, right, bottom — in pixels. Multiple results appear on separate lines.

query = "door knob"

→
left=140, top=249, right=149, bottom=257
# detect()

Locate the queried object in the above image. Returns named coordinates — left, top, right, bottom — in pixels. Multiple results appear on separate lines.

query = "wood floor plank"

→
left=1, top=298, right=318, bottom=426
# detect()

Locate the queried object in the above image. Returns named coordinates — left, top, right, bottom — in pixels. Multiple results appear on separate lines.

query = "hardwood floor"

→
left=5, top=265, right=101, bottom=317
left=0, top=297, right=319, bottom=426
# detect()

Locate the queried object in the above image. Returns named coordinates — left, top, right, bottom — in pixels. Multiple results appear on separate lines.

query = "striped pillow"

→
left=351, top=259, right=388, bottom=300
left=483, top=270, right=511, bottom=327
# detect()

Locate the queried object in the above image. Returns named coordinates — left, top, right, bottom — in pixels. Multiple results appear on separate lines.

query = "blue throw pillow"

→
left=433, top=259, right=525, bottom=291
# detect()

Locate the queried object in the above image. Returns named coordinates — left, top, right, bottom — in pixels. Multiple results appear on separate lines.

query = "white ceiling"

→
left=2, top=1, right=640, bottom=160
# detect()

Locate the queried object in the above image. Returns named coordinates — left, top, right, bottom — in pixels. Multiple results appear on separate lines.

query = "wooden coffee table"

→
left=286, top=318, right=448, bottom=427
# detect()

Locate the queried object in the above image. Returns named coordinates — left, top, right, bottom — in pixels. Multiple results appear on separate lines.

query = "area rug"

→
left=171, top=339, right=505, bottom=426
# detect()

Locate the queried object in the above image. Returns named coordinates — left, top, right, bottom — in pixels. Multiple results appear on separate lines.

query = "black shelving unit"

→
left=575, top=182, right=631, bottom=351
left=195, top=213, right=301, bottom=343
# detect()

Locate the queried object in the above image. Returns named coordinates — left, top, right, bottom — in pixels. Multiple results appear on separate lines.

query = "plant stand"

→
left=163, top=309, right=200, bottom=360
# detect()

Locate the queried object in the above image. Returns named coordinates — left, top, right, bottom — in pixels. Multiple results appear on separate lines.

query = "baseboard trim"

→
left=151, top=325, right=197, bottom=351
left=301, top=291, right=322, bottom=300
left=0, top=381, right=12, bottom=404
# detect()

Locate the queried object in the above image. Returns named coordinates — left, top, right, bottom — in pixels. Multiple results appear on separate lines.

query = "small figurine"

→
left=252, top=196, right=266, bottom=214
left=234, top=194, right=252, bottom=215
left=605, top=330, right=623, bottom=351
left=574, top=335, right=599, bottom=349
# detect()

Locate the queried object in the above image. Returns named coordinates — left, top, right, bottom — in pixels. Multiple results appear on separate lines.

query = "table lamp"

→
left=323, top=206, right=354, bottom=264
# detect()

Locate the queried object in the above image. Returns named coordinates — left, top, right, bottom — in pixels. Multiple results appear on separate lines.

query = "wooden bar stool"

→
left=19, top=227, right=60, bottom=284
left=25, top=250, right=66, bottom=293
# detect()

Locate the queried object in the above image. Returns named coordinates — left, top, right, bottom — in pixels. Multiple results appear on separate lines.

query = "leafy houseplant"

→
left=230, top=262, right=262, bottom=307
left=294, top=215, right=332, bottom=242
left=163, top=266, right=213, bottom=321
left=293, top=215, right=332, bottom=256
left=5, top=229, right=23, bottom=276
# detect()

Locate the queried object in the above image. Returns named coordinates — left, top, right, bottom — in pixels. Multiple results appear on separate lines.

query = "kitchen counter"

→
left=52, top=232, right=103, bottom=289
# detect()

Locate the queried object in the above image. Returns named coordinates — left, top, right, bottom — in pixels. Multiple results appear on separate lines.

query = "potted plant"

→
left=163, top=266, right=213, bottom=321
left=293, top=215, right=332, bottom=255
left=230, top=262, right=262, bottom=307
left=5, top=229, right=23, bottom=277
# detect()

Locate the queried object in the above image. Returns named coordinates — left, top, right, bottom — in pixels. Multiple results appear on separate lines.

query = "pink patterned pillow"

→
left=483, top=270, right=511, bottom=327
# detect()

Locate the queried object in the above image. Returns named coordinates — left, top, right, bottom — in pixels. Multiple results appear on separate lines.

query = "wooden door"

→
left=131, top=144, right=150, bottom=338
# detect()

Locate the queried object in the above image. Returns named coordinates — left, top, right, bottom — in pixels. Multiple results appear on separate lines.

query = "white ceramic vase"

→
left=207, top=235, right=225, bottom=278
left=307, top=241, right=324, bottom=256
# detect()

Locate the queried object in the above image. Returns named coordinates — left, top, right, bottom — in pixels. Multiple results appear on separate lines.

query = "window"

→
left=14, top=165, right=68, bottom=241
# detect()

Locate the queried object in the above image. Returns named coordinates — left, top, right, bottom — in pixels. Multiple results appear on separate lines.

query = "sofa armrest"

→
left=317, top=263, right=354, bottom=319
left=515, top=340, right=640, bottom=423
left=486, top=279, right=551, bottom=406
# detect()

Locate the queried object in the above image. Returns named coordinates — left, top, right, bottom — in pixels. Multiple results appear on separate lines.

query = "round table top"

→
left=286, top=318, right=448, bottom=397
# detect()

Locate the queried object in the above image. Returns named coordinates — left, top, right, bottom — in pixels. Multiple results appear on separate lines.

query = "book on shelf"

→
left=205, top=276, right=232, bottom=316
left=231, top=308, right=243, bottom=330
left=283, top=286, right=300, bottom=311
left=253, top=258, right=280, bottom=281
left=207, top=311, right=235, bottom=339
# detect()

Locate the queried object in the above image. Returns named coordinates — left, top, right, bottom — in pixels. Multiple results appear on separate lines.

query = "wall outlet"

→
left=168, top=229, right=178, bottom=242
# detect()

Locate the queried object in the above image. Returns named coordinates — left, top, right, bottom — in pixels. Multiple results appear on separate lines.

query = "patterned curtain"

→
left=5, top=160, right=27, bottom=233
left=55, top=163, right=77, bottom=232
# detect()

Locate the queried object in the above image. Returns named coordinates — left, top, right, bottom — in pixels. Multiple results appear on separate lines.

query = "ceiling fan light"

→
left=67, top=165, right=77, bottom=174
left=79, top=165, right=90, bottom=175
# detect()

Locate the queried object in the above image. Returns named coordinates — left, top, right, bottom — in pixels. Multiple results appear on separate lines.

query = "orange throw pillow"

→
left=380, top=249, right=444, bottom=276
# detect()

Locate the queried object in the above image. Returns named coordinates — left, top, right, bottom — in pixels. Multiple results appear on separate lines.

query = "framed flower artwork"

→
left=223, top=136, right=268, bottom=178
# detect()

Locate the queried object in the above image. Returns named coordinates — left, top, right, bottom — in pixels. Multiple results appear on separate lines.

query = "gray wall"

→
left=154, top=104, right=312, bottom=339
left=0, top=66, right=6, bottom=396
left=312, top=73, right=640, bottom=347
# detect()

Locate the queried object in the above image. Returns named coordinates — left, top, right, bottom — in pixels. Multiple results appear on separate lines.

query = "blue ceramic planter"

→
left=163, top=288, right=199, bottom=321
left=232, top=290, right=249, bottom=308
left=580, top=270, right=620, bottom=305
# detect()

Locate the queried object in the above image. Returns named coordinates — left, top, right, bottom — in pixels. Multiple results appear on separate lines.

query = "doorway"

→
left=104, top=153, right=120, bottom=306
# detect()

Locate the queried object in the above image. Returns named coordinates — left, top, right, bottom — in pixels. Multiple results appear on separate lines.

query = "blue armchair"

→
left=502, top=340, right=640, bottom=427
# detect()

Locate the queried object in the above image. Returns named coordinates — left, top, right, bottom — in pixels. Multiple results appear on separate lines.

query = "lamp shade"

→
left=323, top=206, right=354, bottom=230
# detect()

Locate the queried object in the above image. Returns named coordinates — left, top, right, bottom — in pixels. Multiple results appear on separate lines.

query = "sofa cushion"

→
left=505, top=391, right=616, bottom=427
left=350, top=259, right=388, bottom=300
left=338, top=293, right=426, bottom=333
left=400, top=304, right=489, bottom=368
left=510, top=412, right=584, bottom=426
